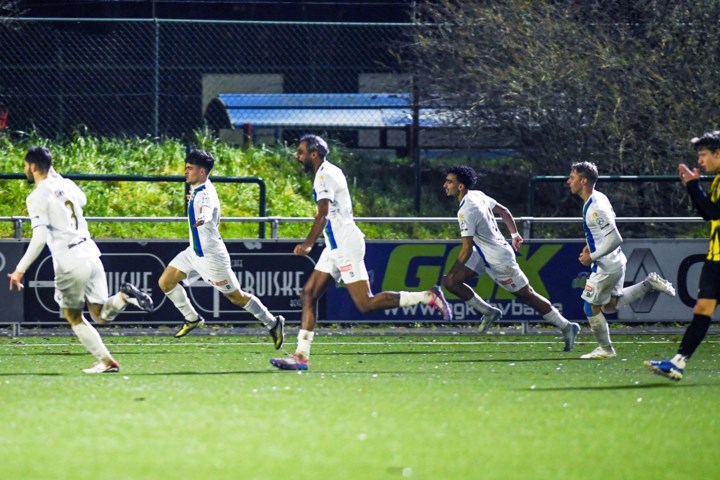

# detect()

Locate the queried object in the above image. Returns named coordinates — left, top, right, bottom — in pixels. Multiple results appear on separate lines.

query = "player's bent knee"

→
left=354, top=301, right=372, bottom=314
left=158, top=275, right=176, bottom=293
left=301, top=287, right=318, bottom=303
left=87, top=305, right=103, bottom=323
left=441, top=274, right=460, bottom=292
left=223, top=289, right=249, bottom=306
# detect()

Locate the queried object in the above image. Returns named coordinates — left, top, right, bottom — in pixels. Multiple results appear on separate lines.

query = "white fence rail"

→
left=1, top=216, right=705, bottom=241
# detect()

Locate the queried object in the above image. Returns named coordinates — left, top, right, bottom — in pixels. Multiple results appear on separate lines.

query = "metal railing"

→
left=1, top=215, right=704, bottom=241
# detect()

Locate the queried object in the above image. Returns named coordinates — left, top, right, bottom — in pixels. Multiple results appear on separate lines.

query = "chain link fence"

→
left=0, top=18, right=418, bottom=140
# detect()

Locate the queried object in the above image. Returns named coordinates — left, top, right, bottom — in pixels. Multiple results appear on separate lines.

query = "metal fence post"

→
left=14, top=218, right=23, bottom=240
left=152, top=18, right=160, bottom=138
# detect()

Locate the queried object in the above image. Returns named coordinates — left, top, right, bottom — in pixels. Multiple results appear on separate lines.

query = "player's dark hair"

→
left=446, top=165, right=478, bottom=189
left=25, top=146, right=53, bottom=173
left=571, top=161, right=599, bottom=185
left=299, top=134, right=329, bottom=159
left=186, top=150, right=215, bottom=172
left=691, top=131, right=720, bottom=152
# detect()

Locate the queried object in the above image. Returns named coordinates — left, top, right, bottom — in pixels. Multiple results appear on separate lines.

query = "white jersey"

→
left=458, top=190, right=515, bottom=267
left=26, top=176, right=101, bottom=272
left=583, top=189, right=626, bottom=273
left=313, top=160, right=363, bottom=250
left=187, top=179, right=229, bottom=261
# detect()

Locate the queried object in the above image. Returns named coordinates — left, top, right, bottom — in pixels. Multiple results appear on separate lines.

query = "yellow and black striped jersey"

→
left=687, top=175, right=720, bottom=262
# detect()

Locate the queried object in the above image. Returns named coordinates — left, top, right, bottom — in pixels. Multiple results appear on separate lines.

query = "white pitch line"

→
left=0, top=340, right=714, bottom=348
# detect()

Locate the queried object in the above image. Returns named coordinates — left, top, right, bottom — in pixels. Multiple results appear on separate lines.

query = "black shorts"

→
left=698, top=260, right=720, bottom=300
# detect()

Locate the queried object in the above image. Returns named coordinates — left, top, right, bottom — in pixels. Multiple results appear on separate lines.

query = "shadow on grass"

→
left=0, top=352, right=90, bottom=357
left=525, top=382, right=696, bottom=391
left=446, top=356, right=580, bottom=363
left=0, top=349, right=271, bottom=356
left=312, top=349, right=552, bottom=357
left=0, top=370, right=275, bottom=376
left=132, top=370, right=275, bottom=376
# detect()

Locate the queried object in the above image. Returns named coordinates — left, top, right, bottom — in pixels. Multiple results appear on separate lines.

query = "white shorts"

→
left=169, top=246, right=241, bottom=294
left=54, top=256, right=109, bottom=309
left=466, top=249, right=529, bottom=293
left=314, top=236, right=369, bottom=284
left=581, top=267, right=625, bottom=306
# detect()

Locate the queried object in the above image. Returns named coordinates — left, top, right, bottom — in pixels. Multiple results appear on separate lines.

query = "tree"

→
left=404, top=0, right=720, bottom=227
left=1, top=1, right=21, bottom=22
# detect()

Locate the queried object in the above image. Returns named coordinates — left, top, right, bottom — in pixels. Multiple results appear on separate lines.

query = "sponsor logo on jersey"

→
left=210, top=279, right=229, bottom=287
left=584, top=284, right=594, bottom=293
left=340, top=264, right=353, bottom=272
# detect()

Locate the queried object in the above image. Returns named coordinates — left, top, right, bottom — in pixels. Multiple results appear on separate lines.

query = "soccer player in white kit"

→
left=442, top=165, right=581, bottom=351
left=270, top=135, right=452, bottom=371
left=7, top=147, right=154, bottom=373
left=567, top=161, right=676, bottom=359
left=157, top=150, right=285, bottom=347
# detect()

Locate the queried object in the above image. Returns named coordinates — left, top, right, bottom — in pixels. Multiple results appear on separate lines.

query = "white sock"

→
left=615, top=282, right=651, bottom=309
left=466, top=293, right=495, bottom=315
left=100, top=293, right=128, bottom=322
left=296, top=329, right=315, bottom=360
left=399, top=291, right=432, bottom=306
left=243, top=295, right=275, bottom=328
left=72, top=317, right=114, bottom=364
left=671, top=354, right=687, bottom=369
left=542, top=307, right=570, bottom=330
left=165, top=285, right=199, bottom=321
left=587, top=312, right=612, bottom=349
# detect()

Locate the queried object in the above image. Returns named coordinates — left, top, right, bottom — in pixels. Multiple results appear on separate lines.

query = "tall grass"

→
left=0, top=131, right=459, bottom=241
left=0, top=131, right=536, bottom=242
left=0, top=131, right=318, bottom=239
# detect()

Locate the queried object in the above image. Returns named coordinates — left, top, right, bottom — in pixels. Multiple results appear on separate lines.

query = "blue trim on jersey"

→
left=312, top=188, right=317, bottom=203
left=325, top=219, right=338, bottom=249
left=473, top=243, right=490, bottom=268
left=189, top=185, right=206, bottom=257
left=582, top=197, right=597, bottom=272
left=583, top=301, right=594, bottom=317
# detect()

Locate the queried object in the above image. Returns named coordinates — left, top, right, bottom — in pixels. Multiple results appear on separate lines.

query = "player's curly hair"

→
left=446, top=165, right=478, bottom=189
left=25, top=146, right=53, bottom=173
left=299, top=134, right=329, bottom=159
left=691, top=131, right=720, bottom=152
left=571, top=161, right=599, bottom=185
left=186, top=150, right=215, bottom=172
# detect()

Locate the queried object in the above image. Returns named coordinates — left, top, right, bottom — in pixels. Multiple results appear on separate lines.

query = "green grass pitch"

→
left=1, top=333, right=718, bottom=480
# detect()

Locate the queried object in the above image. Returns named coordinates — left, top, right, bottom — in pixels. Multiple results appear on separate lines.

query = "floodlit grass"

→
left=0, top=333, right=718, bottom=480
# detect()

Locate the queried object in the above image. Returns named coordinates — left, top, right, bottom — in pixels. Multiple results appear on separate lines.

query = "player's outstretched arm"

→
left=9, top=225, right=49, bottom=290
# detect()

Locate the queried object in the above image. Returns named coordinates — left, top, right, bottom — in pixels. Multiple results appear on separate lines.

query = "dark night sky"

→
left=14, top=0, right=414, bottom=22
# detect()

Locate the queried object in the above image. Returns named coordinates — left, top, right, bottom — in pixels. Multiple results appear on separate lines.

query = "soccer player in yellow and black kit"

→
left=646, top=131, right=720, bottom=381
